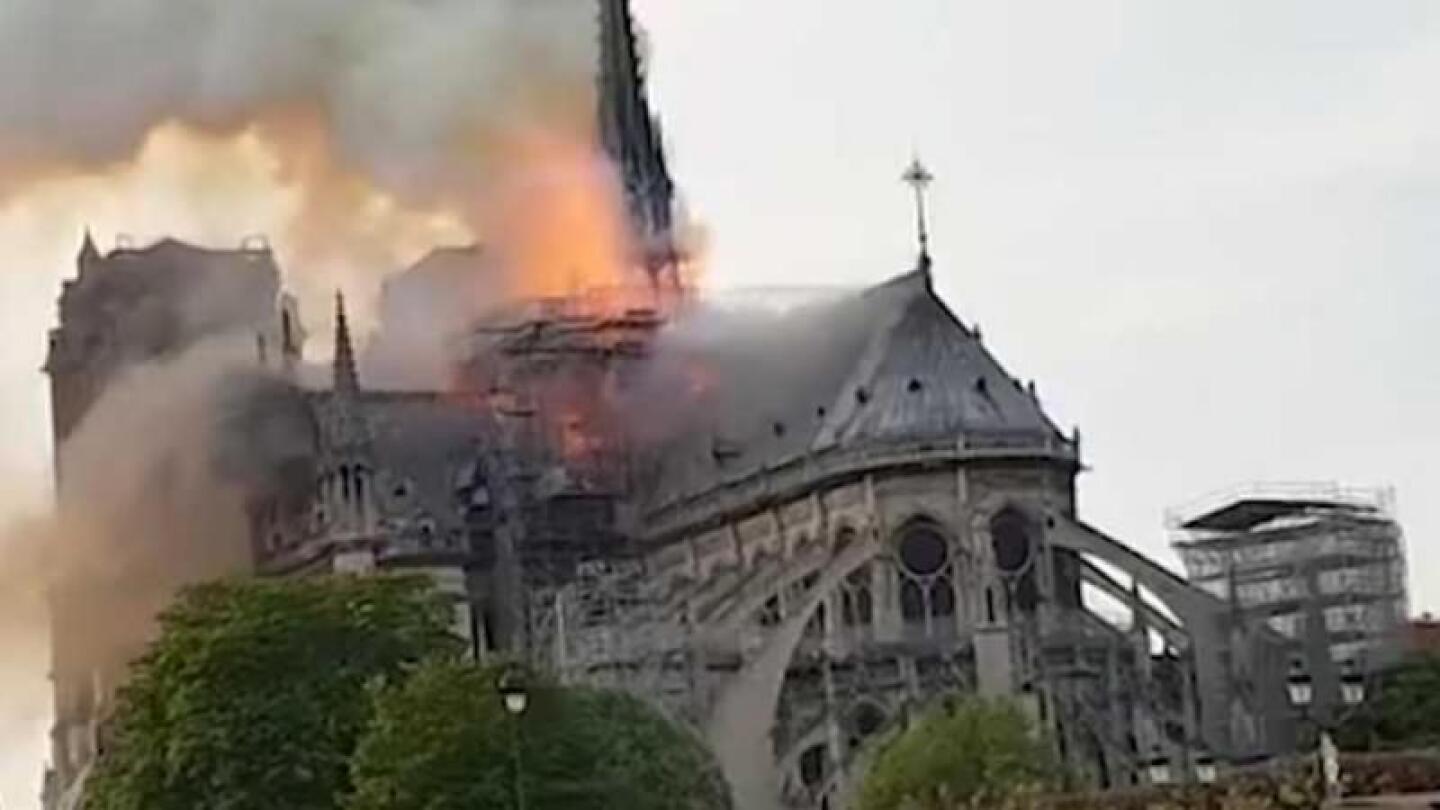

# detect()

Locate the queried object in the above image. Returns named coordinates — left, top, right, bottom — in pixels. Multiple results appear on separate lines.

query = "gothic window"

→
left=991, top=508, right=1040, bottom=613
left=930, top=580, right=956, bottom=617
left=900, top=579, right=926, bottom=622
left=990, top=508, right=1033, bottom=575
left=799, top=744, right=828, bottom=789
left=841, top=566, right=873, bottom=627
left=895, top=521, right=957, bottom=628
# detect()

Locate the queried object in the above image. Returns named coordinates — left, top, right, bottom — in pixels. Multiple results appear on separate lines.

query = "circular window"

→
left=852, top=702, right=886, bottom=739
left=898, top=526, right=949, bottom=577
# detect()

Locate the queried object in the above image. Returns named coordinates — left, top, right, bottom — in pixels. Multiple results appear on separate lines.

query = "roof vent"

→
left=974, top=377, right=989, bottom=396
left=856, top=387, right=871, bottom=406
left=773, top=421, right=787, bottom=438
left=907, top=378, right=924, bottom=394
left=816, top=406, right=828, bottom=420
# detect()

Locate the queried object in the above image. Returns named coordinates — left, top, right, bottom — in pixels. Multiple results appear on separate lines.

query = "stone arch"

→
left=704, top=535, right=880, bottom=810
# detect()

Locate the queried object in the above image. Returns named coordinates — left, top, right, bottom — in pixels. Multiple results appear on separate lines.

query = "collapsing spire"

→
left=597, top=0, right=679, bottom=285
left=333, top=291, right=358, bottom=394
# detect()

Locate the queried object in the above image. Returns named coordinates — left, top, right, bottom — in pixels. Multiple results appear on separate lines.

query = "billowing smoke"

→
left=0, top=0, right=681, bottom=797
left=0, top=0, right=638, bottom=323
left=0, top=336, right=318, bottom=799
left=0, top=0, right=595, bottom=186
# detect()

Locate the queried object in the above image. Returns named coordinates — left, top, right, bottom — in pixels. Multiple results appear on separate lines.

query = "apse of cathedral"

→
left=41, top=2, right=1301, bottom=809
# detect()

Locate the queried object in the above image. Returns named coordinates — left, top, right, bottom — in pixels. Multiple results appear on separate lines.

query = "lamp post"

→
left=498, top=665, right=529, bottom=810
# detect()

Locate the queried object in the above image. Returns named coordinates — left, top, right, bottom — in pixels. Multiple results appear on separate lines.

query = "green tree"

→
left=346, top=659, right=732, bottom=810
left=857, top=697, right=1057, bottom=810
left=1338, top=652, right=1440, bottom=751
left=86, top=575, right=461, bottom=810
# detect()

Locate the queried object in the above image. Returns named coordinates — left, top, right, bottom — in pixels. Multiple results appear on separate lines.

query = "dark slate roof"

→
left=1179, top=498, right=1384, bottom=533
left=636, top=269, right=1065, bottom=508
left=359, top=392, right=495, bottom=535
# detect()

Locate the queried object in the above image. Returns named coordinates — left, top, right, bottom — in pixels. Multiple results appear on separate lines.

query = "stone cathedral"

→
left=42, top=2, right=1300, bottom=808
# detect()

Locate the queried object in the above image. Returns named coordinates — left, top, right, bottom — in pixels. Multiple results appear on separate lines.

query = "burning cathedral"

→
left=42, top=1, right=1300, bottom=808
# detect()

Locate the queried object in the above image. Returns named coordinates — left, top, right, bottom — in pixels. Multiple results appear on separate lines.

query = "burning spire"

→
left=597, top=0, right=679, bottom=286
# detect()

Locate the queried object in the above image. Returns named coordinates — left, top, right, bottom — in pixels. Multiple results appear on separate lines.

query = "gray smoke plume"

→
left=0, top=337, right=318, bottom=799
left=0, top=0, right=597, bottom=198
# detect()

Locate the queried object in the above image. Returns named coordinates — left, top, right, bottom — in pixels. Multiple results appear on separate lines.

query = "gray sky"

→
left=3, top=0, right=1439, bottom=806
left=636, top=0, right=1439, bottom=603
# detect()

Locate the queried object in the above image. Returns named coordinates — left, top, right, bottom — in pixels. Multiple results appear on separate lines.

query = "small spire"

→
left=902, top=156, right=935, bottom=273
left=78, top=228, right=100, bottom=270
left=333, top=291, right=358, bottom=394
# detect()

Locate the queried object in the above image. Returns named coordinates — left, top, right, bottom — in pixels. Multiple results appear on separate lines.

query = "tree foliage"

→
left=86, top=575, right=461, bottom=810
left=1338, top=652, right=1440, bottom=751
left=857, top=696, right=1057, bottom=810
left=346, top=659, right=732, bottom=810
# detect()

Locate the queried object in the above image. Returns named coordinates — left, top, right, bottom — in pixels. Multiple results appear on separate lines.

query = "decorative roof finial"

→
left=333, top=291, right=358, bottom=395
left=903, top=156, right=935, bottom=273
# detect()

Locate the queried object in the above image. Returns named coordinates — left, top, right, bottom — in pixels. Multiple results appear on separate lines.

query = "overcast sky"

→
left=636, top=0, right=1440, bottom=602
left=3, top=0, right=1439, bottom=806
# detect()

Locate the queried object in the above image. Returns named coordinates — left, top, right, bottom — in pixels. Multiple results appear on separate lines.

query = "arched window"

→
left=990, top=508, right=1033, bottom=575
left=900, top=579, right=926, bottom=621
left=930, top=580, right=956, bottom=617
left=990, top=507, right=1040, bottom=612
left=895, top=521, right=956, bottom=627
left=799, top=744, right=828, bottom=789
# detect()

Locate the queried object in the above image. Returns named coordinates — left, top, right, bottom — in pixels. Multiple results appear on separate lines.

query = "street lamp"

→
left=497, top=665, right=529, bottom=810
left=499, top=666, right=530, bottom=717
